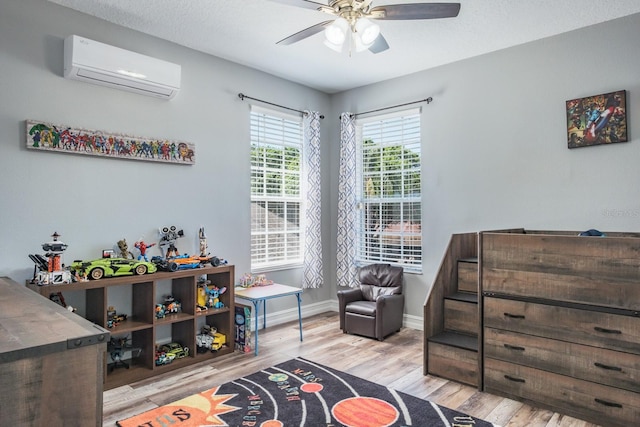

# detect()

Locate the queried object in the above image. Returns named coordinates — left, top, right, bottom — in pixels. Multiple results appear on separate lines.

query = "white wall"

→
left=2, top=0, right=639, bottom=322
left=0, top=0, right=335, bottom=311
left=330, top=13, right=640, bottom=316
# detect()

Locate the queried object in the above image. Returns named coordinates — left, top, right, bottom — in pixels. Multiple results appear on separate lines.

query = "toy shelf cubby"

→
left=28, top=264, right=235, bottom=390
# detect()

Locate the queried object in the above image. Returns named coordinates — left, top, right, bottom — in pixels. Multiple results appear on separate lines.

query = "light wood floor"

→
left=103, top=312, right=601, bottom=427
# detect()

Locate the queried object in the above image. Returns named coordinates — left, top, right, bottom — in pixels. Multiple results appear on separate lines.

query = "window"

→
left=355, top=109, right=422, bottom=273
left=250, top=106, right=304, bottom=271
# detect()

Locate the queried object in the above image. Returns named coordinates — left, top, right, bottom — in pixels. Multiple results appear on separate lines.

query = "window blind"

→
left=250, top=107, right=304, bottom=270
left=356, top=109, right=422, bottom=272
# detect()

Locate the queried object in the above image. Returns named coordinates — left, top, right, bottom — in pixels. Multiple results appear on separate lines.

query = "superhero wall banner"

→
left=566, top=90, right=628, bottom=149
left=25, top=119, right=195, bottom=164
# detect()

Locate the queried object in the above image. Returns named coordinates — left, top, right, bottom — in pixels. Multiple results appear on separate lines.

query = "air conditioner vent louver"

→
left=63, top=35, right=181, bottom=100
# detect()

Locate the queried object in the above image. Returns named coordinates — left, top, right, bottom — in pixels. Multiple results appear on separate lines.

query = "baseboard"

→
left=246, top=298, right=423, bottom=332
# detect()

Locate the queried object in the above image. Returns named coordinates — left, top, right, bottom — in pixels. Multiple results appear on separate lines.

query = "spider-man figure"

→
left=134, top=240, right=156, bottom=261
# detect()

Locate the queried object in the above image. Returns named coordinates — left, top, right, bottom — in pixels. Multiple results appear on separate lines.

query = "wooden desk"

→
left=1, top=277, right=109, bottom=426
left=235, top=283, right=303, bottom=355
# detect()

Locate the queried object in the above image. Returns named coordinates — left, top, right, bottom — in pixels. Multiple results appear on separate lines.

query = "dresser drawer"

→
left=485, top=327, right=640, bottom=392
left=484, top=297, right=640, bottom=354
left=484, top=358, right=640, bottom=427
left=482, top=232, right=640, bottom=311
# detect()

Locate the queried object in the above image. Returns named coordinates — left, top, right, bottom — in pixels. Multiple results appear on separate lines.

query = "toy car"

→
left=161, top=342, right=189, bottom=359
left=70, top=257, right=157, bottom=280
left=155, top=349, right=175, bottom=366
left=152, top=254, right=217, bottom=272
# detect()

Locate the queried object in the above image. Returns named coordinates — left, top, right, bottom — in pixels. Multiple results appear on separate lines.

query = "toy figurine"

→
left=134, top=239, right=156, bottom=262
left=155, top=303, right=166, bottom=319
left=199, top=227, right=208, bottom=257
left=197, top=278, right=211, bottom=309
left=158, top=225, right=184, bottom=258
left=117, top=238, right=135, bottom=259
left=207, top=285, right=227, bottom=309
left=163, top=295, right=181, bottom=314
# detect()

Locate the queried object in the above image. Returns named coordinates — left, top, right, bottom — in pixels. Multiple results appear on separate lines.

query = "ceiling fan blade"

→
left=369, top=33, right=389, bottom=54
left=370, top=3, right=460, bottom=20
left=266, top=0, right=328, bottom=12
left=276, top=20, right=333, bottom=45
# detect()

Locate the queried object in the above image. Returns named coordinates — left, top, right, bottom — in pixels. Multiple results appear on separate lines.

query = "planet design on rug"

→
left=300, top=382, right=324, bottom=393
left=268, top=373, right=289, bottom=382
left=332, top=396, right=400, bottom=427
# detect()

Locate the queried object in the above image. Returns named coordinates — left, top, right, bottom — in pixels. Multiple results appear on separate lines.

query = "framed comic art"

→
left=566, top=90, right=627, bottom=148
left=26, top=119, right=195, bottom=164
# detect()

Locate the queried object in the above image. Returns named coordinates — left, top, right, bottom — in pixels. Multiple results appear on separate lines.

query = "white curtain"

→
left=336, top=113, right=358, bottom=288
left=302, top=111, right=323, bottom=289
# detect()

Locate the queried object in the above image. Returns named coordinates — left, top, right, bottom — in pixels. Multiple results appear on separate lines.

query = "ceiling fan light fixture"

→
left=323, top=38, right=344, bottom=53
left=355, top=18, right=380, bottom=46
left=324, top=17, right=349, bottom=45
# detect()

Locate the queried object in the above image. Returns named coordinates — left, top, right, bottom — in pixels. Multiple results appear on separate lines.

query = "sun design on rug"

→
left=170, top=385, right=240, bottom=425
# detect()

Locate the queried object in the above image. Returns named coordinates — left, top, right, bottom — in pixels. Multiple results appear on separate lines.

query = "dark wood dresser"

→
left=0, top=277, right=109, bottom=426
left=481, top=231, right=640, bottom=427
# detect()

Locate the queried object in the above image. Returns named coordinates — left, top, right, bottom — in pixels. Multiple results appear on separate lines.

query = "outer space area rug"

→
left=118, top=357, right=497, bottom=427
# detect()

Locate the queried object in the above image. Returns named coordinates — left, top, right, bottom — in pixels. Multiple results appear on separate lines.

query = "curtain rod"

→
left=344, top=96, right=433, bottom=119
left=238, top=93, right=325, bottom=119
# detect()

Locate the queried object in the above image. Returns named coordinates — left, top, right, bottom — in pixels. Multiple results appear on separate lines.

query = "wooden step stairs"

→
left=424, top=234, right=480, bottom=387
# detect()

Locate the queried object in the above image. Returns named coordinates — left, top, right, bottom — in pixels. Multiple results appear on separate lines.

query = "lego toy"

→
left=196, top=324, right=226, bottom=352
left=49, top=292, right=76, bottom=313
left=152, top=254, right=215, bottom=271
left=155, top=303, right=165, bottom=319
left=161, top=342, right=189, bottom=359
left=28, top=232, right=73, bottom=285
left=155, top=348, right=175, bottom=366
left=107, top=306, right=128, bottom=328
left=207, top=285, right=227, bottom=309
left=199, top=227, right=208, bottom=257
left=163, top=295, right=182, bottom=314
left=117, top=238, right=135, bottom=259
left=235, top=304, right=252, bottom=353
left=107, top=336, right=141, bottom=372
left=210, top=332, right=226, bottom=351
left=134, top=239, right=156, bottom=262
left=197, top=277, right=211, bottom=310
left=158, top=225, right=184, bottom=258
left=239, top=273, right=273, bottom=288
left=70, top=257, right=157, bottom=280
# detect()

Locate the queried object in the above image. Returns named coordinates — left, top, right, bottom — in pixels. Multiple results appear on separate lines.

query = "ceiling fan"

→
left=271, top=0, right=461, bottom=54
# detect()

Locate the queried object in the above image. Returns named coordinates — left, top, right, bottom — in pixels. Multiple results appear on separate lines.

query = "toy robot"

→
left=158, top=225, right=184, bottom=258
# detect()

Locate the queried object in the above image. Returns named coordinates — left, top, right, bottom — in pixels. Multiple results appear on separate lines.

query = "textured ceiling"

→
left=48, top=0, right=640, bottom=94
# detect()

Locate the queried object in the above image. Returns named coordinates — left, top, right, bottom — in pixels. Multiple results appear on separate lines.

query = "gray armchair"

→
left=337, top=264, right=404, bottom=341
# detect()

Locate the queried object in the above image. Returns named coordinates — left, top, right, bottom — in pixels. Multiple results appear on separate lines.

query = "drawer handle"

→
left=503, top=344, right=525, bottom=351
left=594, top=326, right=622, bottom=334
left=503, top=312, right=525, bottom=319
left=504, top=375, right=525, bottom=383
left=594, top=362, right=622, bottom=372
left=594, top=398, right=622, bottom=408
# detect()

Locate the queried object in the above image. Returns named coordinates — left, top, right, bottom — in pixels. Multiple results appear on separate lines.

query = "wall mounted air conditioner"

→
left=63, top=35, right=181, bottom=100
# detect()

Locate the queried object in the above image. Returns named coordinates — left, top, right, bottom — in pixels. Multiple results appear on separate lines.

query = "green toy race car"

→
left=71, top=257, right=158, bottom=280
left=161, top=342, right=189, bottom=359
